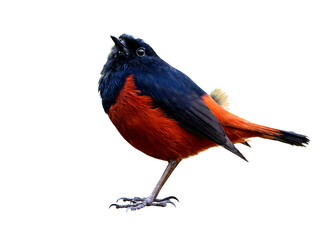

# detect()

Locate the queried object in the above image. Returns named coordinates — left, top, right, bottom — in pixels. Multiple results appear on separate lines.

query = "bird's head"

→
left=106, top=34, right=159, bottom=70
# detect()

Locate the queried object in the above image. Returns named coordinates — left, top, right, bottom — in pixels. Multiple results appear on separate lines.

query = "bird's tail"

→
left=228, top=121, right=310, bottom=147
left=269, top=129, right=309, bottom=146
left=206, top=91, right=309, bottom=147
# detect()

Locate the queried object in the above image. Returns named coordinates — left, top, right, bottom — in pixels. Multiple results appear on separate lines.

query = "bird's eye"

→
left=136, top=47, right=145, bottom=57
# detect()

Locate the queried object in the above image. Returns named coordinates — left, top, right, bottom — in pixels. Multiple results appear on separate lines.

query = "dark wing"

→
left=133, top=63, right=247, bottom=161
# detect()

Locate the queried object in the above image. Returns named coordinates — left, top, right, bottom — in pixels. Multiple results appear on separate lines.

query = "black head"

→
left=107, top=34, right=159, bottom=69
left=99, top=34, right=163, bottom=112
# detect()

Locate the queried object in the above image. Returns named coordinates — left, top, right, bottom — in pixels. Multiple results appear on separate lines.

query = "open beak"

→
left=110, top=36, right=128, bottom=55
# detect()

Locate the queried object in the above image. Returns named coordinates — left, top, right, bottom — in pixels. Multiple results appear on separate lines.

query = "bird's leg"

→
left=109, top=159, right=179, bottom=211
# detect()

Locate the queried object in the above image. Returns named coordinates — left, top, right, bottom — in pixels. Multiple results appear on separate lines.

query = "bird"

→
left=98, top=34, right=309, bottom=211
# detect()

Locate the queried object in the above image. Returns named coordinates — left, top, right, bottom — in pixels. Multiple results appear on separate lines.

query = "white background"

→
left=0, top=0, right=315, bottom=239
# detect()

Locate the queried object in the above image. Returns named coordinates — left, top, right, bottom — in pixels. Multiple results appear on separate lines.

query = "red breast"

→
left=108, top=75, right=216, bottom=161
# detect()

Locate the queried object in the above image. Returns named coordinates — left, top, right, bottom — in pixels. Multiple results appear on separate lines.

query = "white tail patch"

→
left=210, top=88, right=229, bottom=110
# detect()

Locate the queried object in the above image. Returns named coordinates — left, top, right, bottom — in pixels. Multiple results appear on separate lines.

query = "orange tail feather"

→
left=203, top=94, right=309, bottom=146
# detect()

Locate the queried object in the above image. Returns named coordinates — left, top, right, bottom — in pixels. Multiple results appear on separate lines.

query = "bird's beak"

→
left=110, top=36, right=128, bottom=55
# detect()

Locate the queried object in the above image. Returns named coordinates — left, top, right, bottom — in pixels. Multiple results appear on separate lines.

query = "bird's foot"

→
left=109, top=196, right=179, bottom=211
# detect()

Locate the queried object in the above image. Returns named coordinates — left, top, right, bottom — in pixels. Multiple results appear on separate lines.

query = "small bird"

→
left=98, top=34, right=309, bottom=211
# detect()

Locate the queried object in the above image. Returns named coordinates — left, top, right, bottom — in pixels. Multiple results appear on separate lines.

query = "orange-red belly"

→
left=108, top=75, right=216, bottom=161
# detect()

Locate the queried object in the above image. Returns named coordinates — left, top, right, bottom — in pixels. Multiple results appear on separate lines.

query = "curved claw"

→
left=161, top=196, right=179, bottom=202
left=165, top=199, right=177, bottom=208
left=116, top=197, right=125, bottom=203
left=109, top=203, right=119, bottom=209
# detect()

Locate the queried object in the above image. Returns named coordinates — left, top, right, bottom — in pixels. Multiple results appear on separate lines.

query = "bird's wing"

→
left=133, top=66, right=246, bottom=161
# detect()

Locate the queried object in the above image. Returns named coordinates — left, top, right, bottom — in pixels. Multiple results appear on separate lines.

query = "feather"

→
left=210, top=88, right=229, bottom=110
